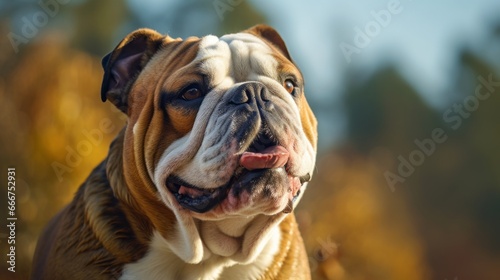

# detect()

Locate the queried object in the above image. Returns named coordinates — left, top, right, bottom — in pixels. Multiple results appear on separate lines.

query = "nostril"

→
left=228, top=82, right=270, bottom=106
left=260, top=88, right=270, bottom=102
left=229, top=90, right=250, bottom=105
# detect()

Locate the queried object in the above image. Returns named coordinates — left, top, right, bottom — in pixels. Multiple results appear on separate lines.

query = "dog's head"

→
left=102, top=25, right=317, bottom=263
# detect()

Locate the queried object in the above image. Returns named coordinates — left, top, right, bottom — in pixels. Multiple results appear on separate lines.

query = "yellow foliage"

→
left=298, top=152, right=431, bottom=280
left=0, top=37, right=125, bottom=277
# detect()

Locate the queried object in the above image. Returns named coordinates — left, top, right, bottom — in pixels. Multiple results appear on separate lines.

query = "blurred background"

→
left=1, top=0, right=499, bottom=279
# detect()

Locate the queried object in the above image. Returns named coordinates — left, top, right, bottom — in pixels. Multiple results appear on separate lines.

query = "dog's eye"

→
left=181, top=86, right=202, bottom=101
left=283, top=79, right=296, bottom=94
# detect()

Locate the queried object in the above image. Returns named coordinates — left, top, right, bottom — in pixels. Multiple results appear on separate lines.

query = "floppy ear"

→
left=245, top=24, right=292, bottom=61
left=101, top=28, right=164, bottom=113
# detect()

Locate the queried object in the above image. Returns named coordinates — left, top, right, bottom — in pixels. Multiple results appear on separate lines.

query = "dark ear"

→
left=245, top=24, right=292, bottom=61
left=101, top=28, right=164, bottom=113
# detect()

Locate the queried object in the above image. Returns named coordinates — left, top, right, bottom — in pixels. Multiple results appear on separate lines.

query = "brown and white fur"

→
left=32, top=25, right=317, bottom=280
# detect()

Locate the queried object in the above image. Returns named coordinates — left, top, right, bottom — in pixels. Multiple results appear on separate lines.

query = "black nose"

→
left=229, top=82, right=271, bottom=106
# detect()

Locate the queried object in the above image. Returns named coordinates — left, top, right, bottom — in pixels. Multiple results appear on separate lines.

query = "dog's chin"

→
left=165, top=167, right=306, bottom=219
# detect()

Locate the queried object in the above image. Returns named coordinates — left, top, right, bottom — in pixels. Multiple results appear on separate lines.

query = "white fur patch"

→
left=132, top=123, right=138, bottom=135
left=120, top=228, right=281, bottom=280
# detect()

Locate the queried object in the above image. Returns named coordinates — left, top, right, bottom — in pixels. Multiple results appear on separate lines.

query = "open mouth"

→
left=166, top=176, right=228, bottom=213
left=166, top=130, right=310, bottom=213
left=166, top=169, right=310, bottom=214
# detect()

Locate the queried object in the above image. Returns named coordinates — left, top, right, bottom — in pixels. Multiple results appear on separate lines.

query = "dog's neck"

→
left=119, top=225, right=282, bottom=280
left=104, top=129, right=283, bottom=278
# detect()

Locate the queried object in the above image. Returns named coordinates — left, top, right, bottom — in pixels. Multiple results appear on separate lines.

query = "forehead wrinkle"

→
left=249, top=48, right=278, bottom=79
left=196, top=32, right=279, bottom=85
left=227, top=40, right=249, bottom=82
left=144, top=42, right=201, bottom=109
left=196, top=36, right=231, bottom=86
left=224, top=34, right=278, bottom=81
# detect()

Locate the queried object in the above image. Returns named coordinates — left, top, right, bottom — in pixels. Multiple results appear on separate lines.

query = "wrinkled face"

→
left=123, top=31, right=317, bottom=222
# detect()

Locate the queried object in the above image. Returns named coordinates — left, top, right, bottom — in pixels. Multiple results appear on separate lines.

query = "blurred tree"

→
left=70, top=0, right=130, bottom=55
left=344, top=65, right=440, bottom=154
left=298, top=151, right=431, bottom=280
left=337, top=24, right=500, bottom=279
left=454, top=38, right=500, bottom=253
left=0, top=36, right=124, bottom=279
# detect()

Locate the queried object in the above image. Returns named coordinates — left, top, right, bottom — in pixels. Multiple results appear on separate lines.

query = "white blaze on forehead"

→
left=196, top=35, right=231, bottom=86
left=196, top=33, right=279, bottom=84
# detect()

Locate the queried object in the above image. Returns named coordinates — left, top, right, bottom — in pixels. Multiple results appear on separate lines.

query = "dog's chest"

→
left=119, top=230, right=281, bottom=280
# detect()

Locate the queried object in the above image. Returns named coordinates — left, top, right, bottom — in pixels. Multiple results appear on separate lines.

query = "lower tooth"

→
left=282, top=199, right=294, bottom=214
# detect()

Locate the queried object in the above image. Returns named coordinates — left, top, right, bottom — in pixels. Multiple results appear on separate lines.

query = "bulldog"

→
left=31, top=25, right=317, bottom=280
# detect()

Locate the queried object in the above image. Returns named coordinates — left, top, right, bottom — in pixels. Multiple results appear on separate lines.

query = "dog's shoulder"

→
left=31, top=160, right=144, bottom=279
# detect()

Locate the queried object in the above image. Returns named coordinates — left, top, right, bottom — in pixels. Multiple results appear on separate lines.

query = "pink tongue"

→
left=240, top=145, right=289, bottom=170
